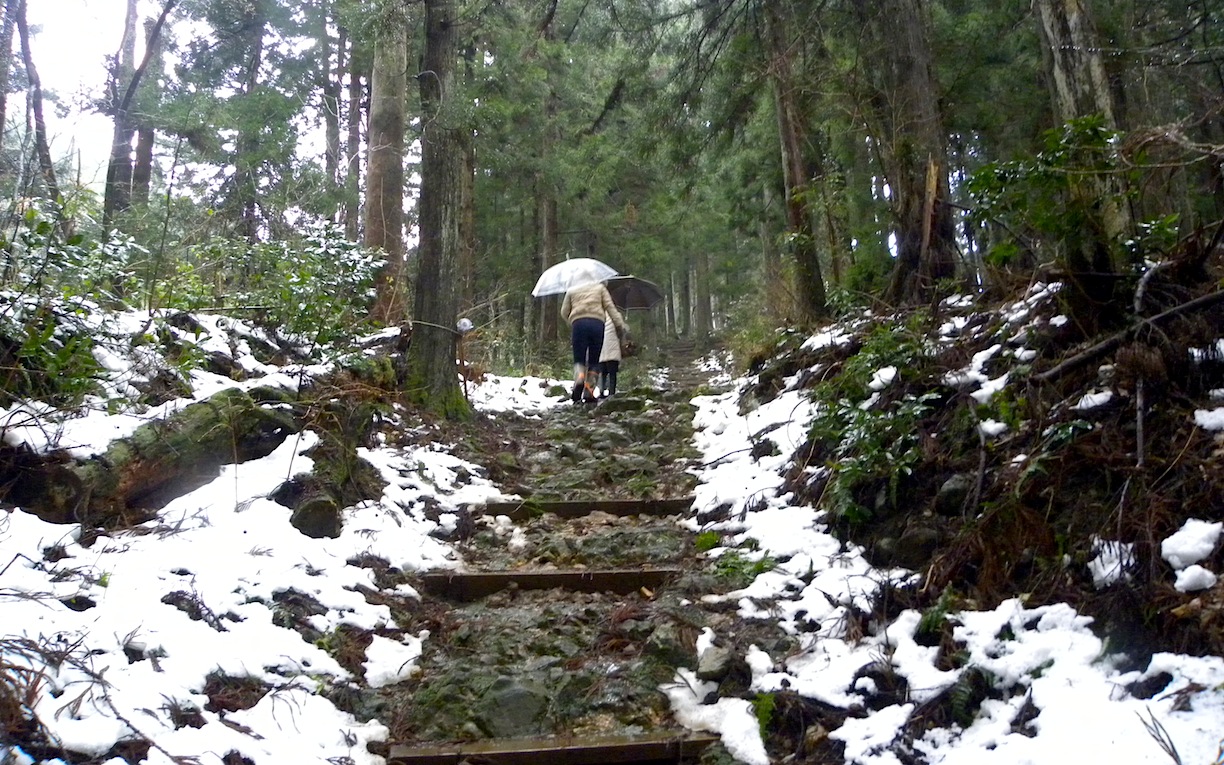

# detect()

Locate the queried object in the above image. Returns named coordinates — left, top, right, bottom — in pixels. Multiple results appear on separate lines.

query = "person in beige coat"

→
left=560, top=282, right=627, bottom=403
left=596, top=314, right=625, bottom=397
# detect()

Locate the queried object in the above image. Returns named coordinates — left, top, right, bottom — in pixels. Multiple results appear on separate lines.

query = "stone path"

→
left=384, top=339, right=744, bottom=765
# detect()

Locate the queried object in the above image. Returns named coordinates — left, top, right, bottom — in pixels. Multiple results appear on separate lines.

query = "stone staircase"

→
left=382, top=349, right=735, bottom=764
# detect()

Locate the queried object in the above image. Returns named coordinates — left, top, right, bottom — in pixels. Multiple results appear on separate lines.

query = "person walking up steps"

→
left=561, top=281, right=627, bottom=403
left=596, top=313, right=628, bottom=398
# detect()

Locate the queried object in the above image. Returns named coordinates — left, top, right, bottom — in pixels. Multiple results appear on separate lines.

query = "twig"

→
left=1137, top=707, right=1183, bottom=765
left=1035, top=288, right=1224, bottom=383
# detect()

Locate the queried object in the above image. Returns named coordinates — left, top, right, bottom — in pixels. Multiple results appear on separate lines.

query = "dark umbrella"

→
left=605, top=275, right=664, bottom=310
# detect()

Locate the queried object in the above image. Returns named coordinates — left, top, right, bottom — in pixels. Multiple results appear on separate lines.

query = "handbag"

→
left=620, top=337, right=638, bottom=357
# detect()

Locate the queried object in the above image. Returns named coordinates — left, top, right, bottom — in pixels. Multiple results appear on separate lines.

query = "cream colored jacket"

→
left=599, top=316, right=622, bottom=363
left=561, top=284, right=627, bottom=335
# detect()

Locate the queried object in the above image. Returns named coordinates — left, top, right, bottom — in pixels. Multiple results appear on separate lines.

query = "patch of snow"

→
left=1161, top=519, right=1223, bottom=570
left=1174, top=565, right=1217, bottom=593
left=1074, top=390, right=1114, bottom=410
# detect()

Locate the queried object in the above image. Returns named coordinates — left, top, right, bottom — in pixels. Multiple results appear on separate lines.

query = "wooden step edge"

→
left=387, top=731, right=721, bottom=764
left=476, top=497, right=694, bottom=521
left=419, top=567, right=683, bottom=601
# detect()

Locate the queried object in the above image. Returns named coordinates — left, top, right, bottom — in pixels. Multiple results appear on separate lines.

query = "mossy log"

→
left=12, top=386, right=299, bottom=526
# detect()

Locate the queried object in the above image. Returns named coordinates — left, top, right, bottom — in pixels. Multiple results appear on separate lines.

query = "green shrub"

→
left=807, top=315, right=938, bottom=522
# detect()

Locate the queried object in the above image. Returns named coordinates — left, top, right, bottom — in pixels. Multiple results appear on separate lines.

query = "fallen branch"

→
left=1034, top=288, right=1224, bottom=383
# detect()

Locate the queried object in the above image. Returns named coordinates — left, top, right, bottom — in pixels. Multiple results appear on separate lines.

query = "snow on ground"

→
left=677, top=313, right=1224, bottom=764
left=2, top=310, right=1224, bottom=765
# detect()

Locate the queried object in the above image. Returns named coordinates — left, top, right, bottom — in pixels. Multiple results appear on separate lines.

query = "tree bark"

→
left=694, top=248, right=712, bottom=340
left=233, top=4, right=266, bottom=242
left=1033, top=0, right=1117, bottom=128
left=365, top=3, right=408, bottom=323
left=0, top=0, right=21, bottom=154
left=16, top=0, right=66, bottom=238
left=322, top=20, right=341, bottom=223
left=1033, top=0, right=1132, bottom=327
left=762, top=0, right=828, bottom=322
left=343, top=32, right=363, bottom=242
left=852, top=0, right=958, bottom=305
left=101, top=0, right=176, bottom=227
left=131, top=126, right=154, bottom=207
left=678, top=255, right=692, bottom=336
left=534, top=6, right=561, bottom=350
left=102, top=0, right=139, bottom=226
left=407, top=0, right=469, bottom=419
left=130, top=17, right=165, bottom=209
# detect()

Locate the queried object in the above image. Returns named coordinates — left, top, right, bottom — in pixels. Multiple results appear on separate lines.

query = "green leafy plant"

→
left=0, top=298, right=104, bottom=408
left=713, top=550, right=776, bottom=588
left=694, top=531, right=721, bottom=552
left=154, top=223, right=384, bottom=346
left=917, top=586, right=957, bottom=642
left=966, top=116, right=1133, bottom=260
left=752, top=692, right=776, bottom=737
left=806, top=317, right=938, bottom=522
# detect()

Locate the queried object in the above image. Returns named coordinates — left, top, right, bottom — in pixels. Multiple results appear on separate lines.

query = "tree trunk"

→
left=102, top=0, right=139, bottom=227
left=131, top=126, right=154, bottom=207
left=232, top=3, right=265, bottom=242
left=1034, top=0, right=1117, bottom=128
left=343, top=32, right=363, bottom=242
left=322, top=18, right=342, bottom=219
left=762, top=0, right=827, bottom=323
left=458, top=47, right=477, bottom=312
left=0, top=0, right=21, bottom=155
left=694, top=249, right=712, bottom=340
left=853, top=0, right=958, bottom=305
left=7, top=387, right=298, bottom=527
left=1034, top=0, right=1131, bottom=328
left=537, top=194, right=559, bottom=346
left=678, top=256, right=692, bottom=337
left=407, top=0, right=469, bottom=419
left=364, top=3, right=408, bottom=323
left=100, top=0, right=175, bottom=228
left=459, top=128, right=476, bottom=312
left=534, top=7, right=561, bottom=350
left=130, top=17, right=165, bottom=209
left=758, top=184, right=787, bottom=321
left=16, top=0, right=66, bottom=238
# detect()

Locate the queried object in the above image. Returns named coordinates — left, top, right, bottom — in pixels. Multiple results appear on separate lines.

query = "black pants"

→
left=571, top=318, right=604, bottom=367
left=601, top=360, right=619, bottom=395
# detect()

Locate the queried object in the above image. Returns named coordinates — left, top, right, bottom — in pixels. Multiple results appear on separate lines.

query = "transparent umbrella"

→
left=531, top=258, right=618, bottom=297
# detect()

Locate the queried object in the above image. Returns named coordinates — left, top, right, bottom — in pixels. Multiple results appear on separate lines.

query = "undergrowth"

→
left=806, top=313, right=939, bottom=522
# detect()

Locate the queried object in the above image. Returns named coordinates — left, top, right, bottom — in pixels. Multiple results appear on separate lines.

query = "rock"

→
left=892, top=526, right=941, bottom=569
left=476, top=677, right=551, bottom=737
left=645, top=622, right=690, bottom=666
left=934, top=473, right=975, bottom=516
left=599, top=395, right=647, bottom=414
left=290, top=495, right=343, bottom=539
left=696, top=645, right=734, bottom=681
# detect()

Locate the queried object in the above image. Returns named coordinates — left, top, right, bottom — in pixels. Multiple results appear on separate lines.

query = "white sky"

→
left=2, top=283, right=1224, bottom=759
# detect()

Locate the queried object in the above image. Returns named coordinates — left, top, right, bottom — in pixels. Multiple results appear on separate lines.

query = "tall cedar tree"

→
left=407, top=0, right=469, bottom=419
left=365, top=1, right=409, bottom=324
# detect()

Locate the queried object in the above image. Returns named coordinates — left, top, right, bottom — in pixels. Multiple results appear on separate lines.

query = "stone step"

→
left=387, top=731, right=721, bottom=764
left=478, top=497, right=693, bottom=521
left=419, top=567, right=683, bottom=601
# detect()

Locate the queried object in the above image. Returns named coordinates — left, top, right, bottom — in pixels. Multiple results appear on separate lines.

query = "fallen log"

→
left=8, top=386, right=299, bottom=526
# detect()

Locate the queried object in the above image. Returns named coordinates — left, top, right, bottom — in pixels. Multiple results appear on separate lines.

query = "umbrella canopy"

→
left=605, top=275, right=665, bottom=310
left=531, top=257, right=618, bottom=297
